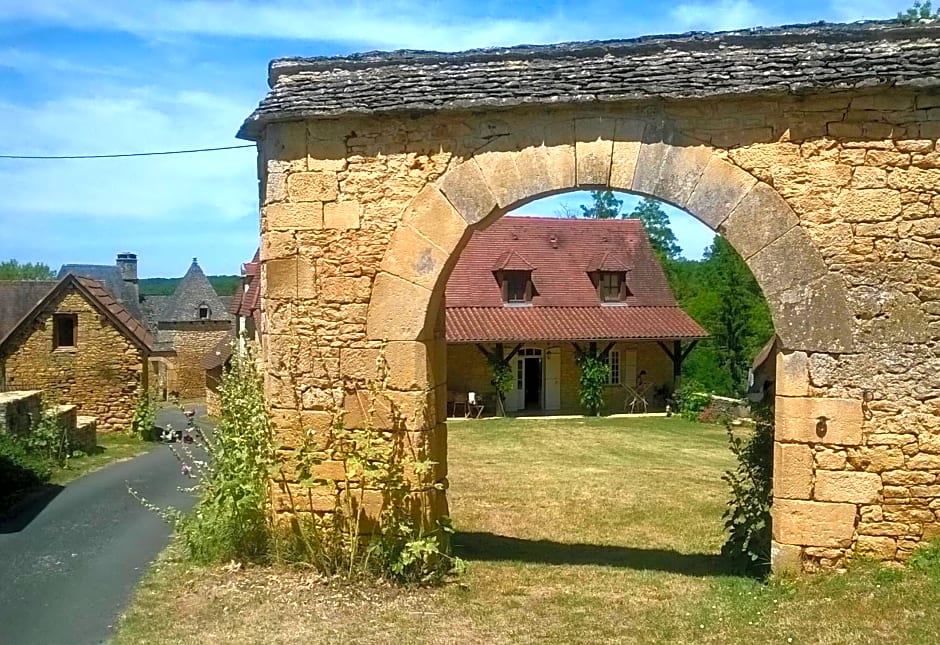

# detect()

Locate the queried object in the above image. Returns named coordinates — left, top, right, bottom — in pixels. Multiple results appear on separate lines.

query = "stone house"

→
left=0, top=274, right=153, bottom=432
left=63, top=253, right=234, bottom=400
left=446, top=216, right=707, bottom=415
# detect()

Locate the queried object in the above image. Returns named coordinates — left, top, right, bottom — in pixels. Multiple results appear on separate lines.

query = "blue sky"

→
left=0, top=0, right=911, bottom=277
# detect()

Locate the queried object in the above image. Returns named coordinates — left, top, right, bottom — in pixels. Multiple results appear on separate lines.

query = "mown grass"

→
left=50, top=432, right=155, bottom=485
left=115, top=416, right=940, bottom=644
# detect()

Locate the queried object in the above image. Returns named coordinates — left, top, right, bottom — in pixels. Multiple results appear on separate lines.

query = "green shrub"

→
left=131, top=386, right=159, bottom=441
left=909, top=539, right=940, bottom=578
left=898, top=0, right=939, bottom=23
left=575, top=350, right=609, bottom=415
left=177, top=342, right=274, bottom=564
left=24, top=407, right=70, bottom=465
left=721, top=404, right=774, bottom=576
left=674, top=380, right=711, bottom=421
left=0, top=434, right=53, bottom=502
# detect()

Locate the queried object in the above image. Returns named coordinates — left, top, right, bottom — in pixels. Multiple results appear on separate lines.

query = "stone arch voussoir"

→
left=372, top=119, right=855, bottom=355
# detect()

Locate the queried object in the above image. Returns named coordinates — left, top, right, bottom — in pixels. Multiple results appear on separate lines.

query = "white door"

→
left=506, top=356, right=524, bottom=412
left=622, top=349, right=638, bottom=387
left=544, top=348, right=561, bottom=410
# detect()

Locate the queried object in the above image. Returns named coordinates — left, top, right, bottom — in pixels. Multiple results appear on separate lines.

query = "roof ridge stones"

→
left=239, top=19, right=940, bottom=138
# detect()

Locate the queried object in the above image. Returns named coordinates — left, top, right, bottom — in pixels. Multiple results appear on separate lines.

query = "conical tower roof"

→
left=159, top=258, right=231, bottom=323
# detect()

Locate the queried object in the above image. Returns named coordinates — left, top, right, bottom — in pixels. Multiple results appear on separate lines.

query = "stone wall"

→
left=0, top=390, right=41, bottom=438
left=0, top=290, right=146, bottom=433
left=159, top=322, right=232, bottom=399
left=256, top=88, right=940, bottom=568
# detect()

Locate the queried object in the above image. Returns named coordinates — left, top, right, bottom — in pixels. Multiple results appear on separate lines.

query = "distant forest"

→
left=139, top=276, right=241, bottom=296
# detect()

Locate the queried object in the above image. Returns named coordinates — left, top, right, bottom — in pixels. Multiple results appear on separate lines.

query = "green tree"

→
left=899, top=0, right=939, bottom=22
left=624, top=198, right=682, bottom=261
left=579, top=190, right=623, bottom=219
left=0, top=259, right=55, bottom=281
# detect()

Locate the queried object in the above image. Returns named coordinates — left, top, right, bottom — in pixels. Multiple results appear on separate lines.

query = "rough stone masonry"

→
left=238, top=20, right=940, bottom=572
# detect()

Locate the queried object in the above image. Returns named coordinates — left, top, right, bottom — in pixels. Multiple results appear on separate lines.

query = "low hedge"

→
left=0, top=435, right=53, bottom=506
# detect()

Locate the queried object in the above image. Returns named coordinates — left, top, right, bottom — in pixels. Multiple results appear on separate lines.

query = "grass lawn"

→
left=115, top=416, right=940, bottom=644
left=51, top=432, right=156, bottom=485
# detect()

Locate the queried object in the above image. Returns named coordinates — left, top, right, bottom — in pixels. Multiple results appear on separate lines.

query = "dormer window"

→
left=501, top=270, right=533, bottom=304
left=598, top=271, right=628, bottom=303
left=198, top=304, right=210, bottom=319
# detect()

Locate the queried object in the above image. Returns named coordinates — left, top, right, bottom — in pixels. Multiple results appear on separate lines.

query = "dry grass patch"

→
left=115, top=416, right=940, bottom=644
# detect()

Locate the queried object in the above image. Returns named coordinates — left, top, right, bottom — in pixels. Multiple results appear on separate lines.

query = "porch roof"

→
left=446, top=306, right=708, bottom=343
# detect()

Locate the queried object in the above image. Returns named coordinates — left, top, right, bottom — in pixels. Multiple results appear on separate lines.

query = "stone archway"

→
left=366, top=119, right=858, bottom=572
left=241, top=22, right=940, bottom=573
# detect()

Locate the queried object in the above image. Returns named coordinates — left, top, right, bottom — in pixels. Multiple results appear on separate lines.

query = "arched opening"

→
left=439, top=187, right=775, bottom=575
left=366, top=126, right=857, bottom=572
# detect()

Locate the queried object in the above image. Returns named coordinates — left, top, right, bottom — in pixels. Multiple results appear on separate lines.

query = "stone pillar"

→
left=771, top=350, right=867, bottom=571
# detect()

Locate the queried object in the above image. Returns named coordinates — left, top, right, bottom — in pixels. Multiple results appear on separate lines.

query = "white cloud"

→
left=0, top=0, right=606, bottom=51
left=0, top=85, right=258, bottom=223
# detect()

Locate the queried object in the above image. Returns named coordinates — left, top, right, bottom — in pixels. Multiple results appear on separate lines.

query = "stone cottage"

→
left=64, top=253, right=234, bottom=400
left=0, top=274, right=153, bottom=432
left=446, top=216, right=706, bottom=414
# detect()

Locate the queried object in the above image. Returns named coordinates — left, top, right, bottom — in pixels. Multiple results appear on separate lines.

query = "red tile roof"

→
left=445, top=216, right=707, bottom=342
left=230, top=249, right=260, bottom=319
left=447, top=306, right=708, bottom=342
left=0, top=275, right=153, bottom=352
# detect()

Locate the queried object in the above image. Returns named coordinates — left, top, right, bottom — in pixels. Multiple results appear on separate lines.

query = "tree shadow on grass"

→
left=454, top=531, right=738, bottom=577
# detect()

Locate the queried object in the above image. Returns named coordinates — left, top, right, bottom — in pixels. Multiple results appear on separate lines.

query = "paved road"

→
left=0, top=406, right=204, bottom=645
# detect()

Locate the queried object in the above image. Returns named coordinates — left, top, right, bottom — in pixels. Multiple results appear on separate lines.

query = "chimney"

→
left=117, top=252, right=138, bottom=283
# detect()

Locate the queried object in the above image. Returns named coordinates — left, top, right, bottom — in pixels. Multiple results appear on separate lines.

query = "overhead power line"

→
left=0, top=144, right=255, bottom=160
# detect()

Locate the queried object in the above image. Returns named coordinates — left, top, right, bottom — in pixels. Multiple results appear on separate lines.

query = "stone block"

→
left=814, top=470, right=882, bottom=504
left=287, top=171, right=339, bottom=202
left=771, top=541, right=803, bottom=574
left=323, top=201, right=361, bottom=229
left=747, top=226, right=828, bottom=296
left=633, top=126, right=713, bottom=209
left=438, top=160, right=498, bottom=225
left=775, top=351, right=810, bottom=397
left=881, top=470, right=935, bottom=486
left=773, top=499, right=857, bottom=548
left=339, top=348, right=384, bottom=383
left=846, top=446, right=905, bottom=473
left=514, top=139, right=576, bottom=199
left=263, top=202, right=323, bottom=231
left=834, top=188, right=902, bottom=223
left=815, top=448, right=847, bottom=470
left=401, top=185, right=469, bottom=255
left=269, top=408, right=335, bottom=450
left=271, top=481, right=336, bottom=513
left=775, top=396, right=863, bottom=446
left=320, top=276, right=371, bottom=304
left=385, top=340, right=445, bottom=391
left=264, top=172, right=288, bottom=205
left=474, top=149, right=527, bottom=208
left=260, top=229, right=298, bottom=261
left=264, top=257, right=298, bottom=300
left=855, top=535, right=897, bottom=560
left=575, top=117, right=615, bottom=187
left=766, top=274, right=856, bottom=354
left=907, top=453, right=940, bottom=470
left=379, top=224, right=448, bottom=291
left=685, top=156, right=757, bottom=230
left=857, top=521, right=910, bottom=537
left=608, top=119, right=646, bottom=191
left=366, top=272, right=438, bottom=341
left=721, top=183, right=800, bottom=261
left=774, top=442, right=814, bottom=500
